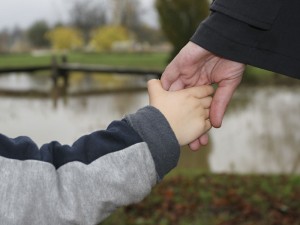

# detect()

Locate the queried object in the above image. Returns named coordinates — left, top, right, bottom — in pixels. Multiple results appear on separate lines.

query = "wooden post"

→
left=51, top=55, right=59, bottom=108
left=60, top=54, right=69, bottom=105
left=61, top=54, right=69, bottom=88
left=51, top=56, right=58, bottom=88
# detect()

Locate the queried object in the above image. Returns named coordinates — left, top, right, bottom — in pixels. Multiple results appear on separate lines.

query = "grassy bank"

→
left=1, top=52, right=300, bottom=86
left=243, top=66, right=300, bottom=85
left=0, top=52, right=169, bottom=69
left=102, top=174, right=300, bottom=225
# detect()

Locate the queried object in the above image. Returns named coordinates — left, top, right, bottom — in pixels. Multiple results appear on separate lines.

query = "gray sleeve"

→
left=0, top=145, right=157, bottom=225
left=125, top=106, right=180, bottom=181
left=0, top=106, right=180, bottom=225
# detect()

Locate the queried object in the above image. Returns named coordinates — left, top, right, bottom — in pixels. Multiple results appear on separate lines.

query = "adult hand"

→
left=161, top=41, right=246, bottom=150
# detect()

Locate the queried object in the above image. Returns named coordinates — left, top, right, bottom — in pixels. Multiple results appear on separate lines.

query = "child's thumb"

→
left=147, top=79, right=164, bottom=97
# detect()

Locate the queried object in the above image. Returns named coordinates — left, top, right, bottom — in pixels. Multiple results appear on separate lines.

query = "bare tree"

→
left=69, top=0, right=107, bottom=43
left=111, top=0, right=141, bottom=31
left=0, top=29, right=9, bottom=52
left=111, top=0, right=158, bottom=43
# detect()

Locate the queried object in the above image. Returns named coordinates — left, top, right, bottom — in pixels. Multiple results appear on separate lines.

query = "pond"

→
left=0, top=73, right=299, bottom=174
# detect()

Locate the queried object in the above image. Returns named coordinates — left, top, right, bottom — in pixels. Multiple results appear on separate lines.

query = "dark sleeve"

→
left=0, top=119, right=143, bottom=168
left=209, top=0, right=283, bottom=30
left=191, top=0, right=300, bottom=79
left=0, top=106, right=179, bottom=180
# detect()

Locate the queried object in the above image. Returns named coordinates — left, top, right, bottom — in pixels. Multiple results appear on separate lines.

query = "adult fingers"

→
left=160, top=62, right=181, bottom=90
left=199, top=133, right=209, bottom=146
left=169, top=79, right=186, bottom=91
left=189, top=139, right=201, bottom=151
left=188, top=132, right=210, bottom=151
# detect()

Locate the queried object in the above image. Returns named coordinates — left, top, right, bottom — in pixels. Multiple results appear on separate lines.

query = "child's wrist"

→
left=125, top=106, right=180, bottom=180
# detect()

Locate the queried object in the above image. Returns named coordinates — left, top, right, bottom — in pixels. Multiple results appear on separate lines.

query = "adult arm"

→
left=161, top=0, right=300, bottom=149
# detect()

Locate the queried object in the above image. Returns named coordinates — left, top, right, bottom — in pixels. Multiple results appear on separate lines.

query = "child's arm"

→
left=0, top=80, right=213, bottom=224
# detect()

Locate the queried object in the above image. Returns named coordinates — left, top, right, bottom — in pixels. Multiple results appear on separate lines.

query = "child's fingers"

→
left=147, top=79, right=163, bottom=99
left=204, top=109, right=210, bottom=119
left=204, top=119, right=212, bottom=131
left=199, top=96, right=213, bottom=109
left=186, top=85, right=214, bottom=99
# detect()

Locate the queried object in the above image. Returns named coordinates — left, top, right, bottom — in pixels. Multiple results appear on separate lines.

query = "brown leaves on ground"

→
left=104, top=174, right=300, bottom=225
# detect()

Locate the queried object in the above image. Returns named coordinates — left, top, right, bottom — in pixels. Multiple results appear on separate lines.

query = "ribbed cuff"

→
left=125, top=106, right=180, bottom=180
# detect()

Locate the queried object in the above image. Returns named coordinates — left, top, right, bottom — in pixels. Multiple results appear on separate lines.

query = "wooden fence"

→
left=0, top=56, right=162, bottom=97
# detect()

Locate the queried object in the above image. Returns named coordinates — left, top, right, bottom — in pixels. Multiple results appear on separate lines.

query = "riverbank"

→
left=102, top=174, right=300, bottom=225
left=1, top=52, right=300, bottom=86
left=243, top=66, right=300, bottom=86
left=0, top=52, right=168, bottom=69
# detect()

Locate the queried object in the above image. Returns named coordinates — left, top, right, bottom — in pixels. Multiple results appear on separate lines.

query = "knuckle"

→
left=207, top=96, right=213, bottom=104
left=206, top=85, right=214, bottom=95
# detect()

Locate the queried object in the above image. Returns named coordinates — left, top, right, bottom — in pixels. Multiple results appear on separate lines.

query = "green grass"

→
left=68, top=52, right=168, bottom=69
left=243, top=65, right=300, bottom=85
left=1, top=52, right=299, bottom=86
left=0, top=53, right=52, bottom=67
left=0, top=52, right=169, bottom=69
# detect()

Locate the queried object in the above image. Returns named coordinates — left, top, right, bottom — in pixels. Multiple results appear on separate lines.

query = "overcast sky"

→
left=0, top=0, right=157, bottom=30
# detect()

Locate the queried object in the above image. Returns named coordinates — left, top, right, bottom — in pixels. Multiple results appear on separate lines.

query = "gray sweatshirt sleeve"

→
left=125, top=106, right=180, bottom=181
left=0, top=106, right=180, bottom=225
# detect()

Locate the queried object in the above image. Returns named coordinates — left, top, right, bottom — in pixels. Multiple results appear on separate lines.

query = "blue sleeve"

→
left=0, top=119, right=143, bottom=169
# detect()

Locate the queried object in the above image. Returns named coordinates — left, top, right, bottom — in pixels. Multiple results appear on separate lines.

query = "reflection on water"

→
left=0, top=93, right=148, bottom=147
left=0, top=73, right=52, bottom=91
left=0, top=73, right=299, bottom=174
left=210, top=86, right=300, bottom=174
left=0, top=72, right=150, bottom=94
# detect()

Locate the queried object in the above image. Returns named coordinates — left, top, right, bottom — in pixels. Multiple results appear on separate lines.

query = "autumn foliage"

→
left=89, top=26, right=131, bottom=51
left=103, top=174, right=300, bottom=225
left=46, top=27, right=83, bottom=51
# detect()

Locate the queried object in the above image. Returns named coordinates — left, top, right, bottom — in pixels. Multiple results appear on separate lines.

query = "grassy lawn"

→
left=1, top=52, right=300, bottom=86
left=68, top=52, right=168, bottom=69
left=0, top=53, right=52, bottom=67
left=0, top=52, right=169, bottom=70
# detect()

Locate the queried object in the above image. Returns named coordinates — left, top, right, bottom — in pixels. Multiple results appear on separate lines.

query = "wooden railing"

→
left=0, top=56, right=162, bottom=91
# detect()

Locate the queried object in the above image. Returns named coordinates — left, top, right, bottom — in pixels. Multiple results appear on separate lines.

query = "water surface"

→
left=0, top=73, right=299, bottom=174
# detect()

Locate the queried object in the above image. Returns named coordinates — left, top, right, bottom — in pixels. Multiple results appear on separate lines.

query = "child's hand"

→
left=148, top=79, right=214, bottom=146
